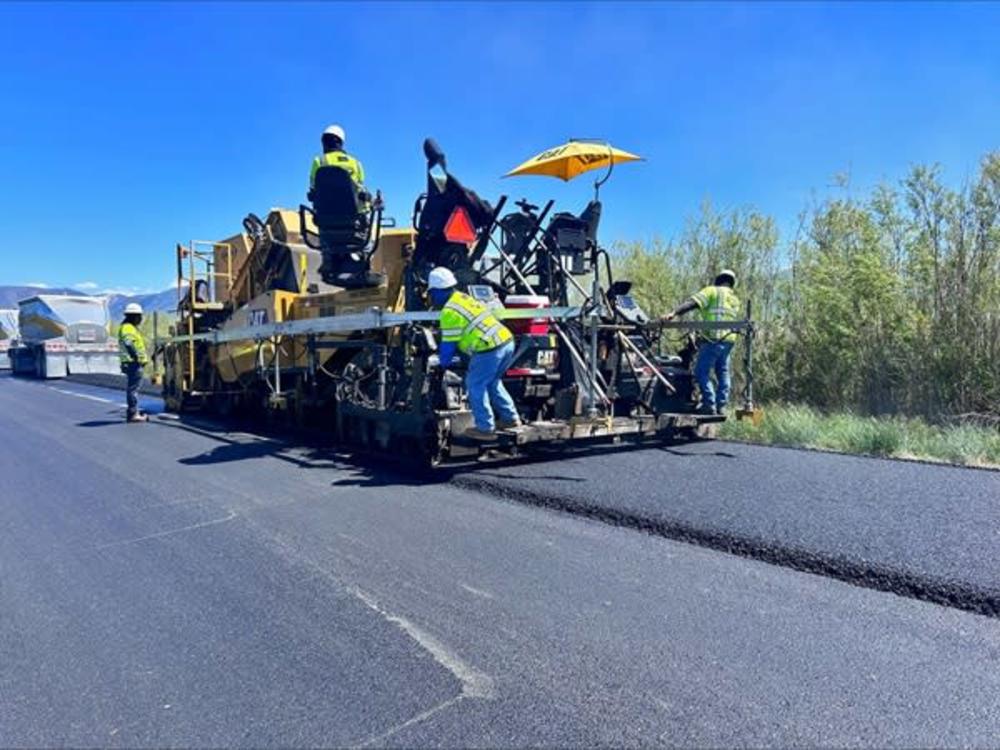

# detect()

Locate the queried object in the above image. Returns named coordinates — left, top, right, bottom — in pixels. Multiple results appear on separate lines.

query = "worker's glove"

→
left=659, top=312, right=676, bottom=324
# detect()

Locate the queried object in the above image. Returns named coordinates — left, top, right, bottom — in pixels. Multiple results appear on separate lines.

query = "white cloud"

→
left=23, top=281, right=50, bottom=288
left=74, top=281, right=99, bottom=290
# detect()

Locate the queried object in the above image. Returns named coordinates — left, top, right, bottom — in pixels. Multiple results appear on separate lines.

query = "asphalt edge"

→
left=717, top=436, right=1000, bottom=474
left=452, top=474, right=1000, bottom=620
left=64, top=372, right=160, bottom=396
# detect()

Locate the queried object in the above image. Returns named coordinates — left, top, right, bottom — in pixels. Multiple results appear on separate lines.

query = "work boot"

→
left=127, top=413, right=148, bottom=423
left=496, top=418, right=522, bottom=430
left=695, top=403, right=716, bottom=416
left=465, top=426, right=497, bottom=441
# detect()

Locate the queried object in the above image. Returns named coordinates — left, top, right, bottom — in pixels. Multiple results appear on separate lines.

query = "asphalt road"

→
left=1, top=373, right=999, bottom=747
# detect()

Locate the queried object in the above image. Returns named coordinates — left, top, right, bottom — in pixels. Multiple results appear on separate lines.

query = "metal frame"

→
left=159, top=305, right=586, bottom=346
left=174, top=240, right=234, bottom=390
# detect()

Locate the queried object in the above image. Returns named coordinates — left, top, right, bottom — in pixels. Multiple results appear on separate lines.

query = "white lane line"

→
left=247, top=526, right=496, bottom=746
left=350, top=586, right=495, bottom=700
left=52, top=388, right=116, bottom=404
left=460, top=583, right=495, bottom=600
left=353, top=695, right=464, bottom=749
left=349, top=587, right=495, bottom=748
left=95, top=511, right=239, bottom=550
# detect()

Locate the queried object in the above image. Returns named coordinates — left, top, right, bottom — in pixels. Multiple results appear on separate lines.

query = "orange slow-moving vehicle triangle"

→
left=443, top=206, right=477, bottom=243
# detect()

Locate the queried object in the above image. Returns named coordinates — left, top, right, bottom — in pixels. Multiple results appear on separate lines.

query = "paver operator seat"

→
left=302, top=165, right=385, bottom=289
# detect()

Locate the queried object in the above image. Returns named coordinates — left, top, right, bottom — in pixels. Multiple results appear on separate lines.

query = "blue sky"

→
left=1, top=1, right=997, bottom=294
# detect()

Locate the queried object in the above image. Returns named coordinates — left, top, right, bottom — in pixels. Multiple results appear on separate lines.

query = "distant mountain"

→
left=105, top=288, right=179, bottom=319
left=0, top=285, right=179, bottom=317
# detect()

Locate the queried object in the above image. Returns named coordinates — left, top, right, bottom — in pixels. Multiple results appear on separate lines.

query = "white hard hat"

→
left=124, top=302, right=143, bottom=315
left=323, top=124, right=346, bottom=142
left=427, top=267, right=458, bottom=290
left=716, top=268, right=737, bottom=285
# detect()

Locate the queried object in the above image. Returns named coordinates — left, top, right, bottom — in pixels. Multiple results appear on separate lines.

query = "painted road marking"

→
left=52, top=388, right=116, bottom=404
left=94, top=511, right=239, bottom=550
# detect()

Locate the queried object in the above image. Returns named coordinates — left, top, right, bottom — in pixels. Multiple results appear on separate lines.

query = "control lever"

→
left=515, top=199, right=539, bottom=215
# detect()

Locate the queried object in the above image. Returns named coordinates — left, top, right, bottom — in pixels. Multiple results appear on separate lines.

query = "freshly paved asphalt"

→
left=458, top=438, right=1000, bottom=616
left=1, top=372, right=999, bottom=747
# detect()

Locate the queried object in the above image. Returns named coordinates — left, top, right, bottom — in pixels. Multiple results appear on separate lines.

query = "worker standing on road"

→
left=660, top=270, right=740, bottom=415
left=118, top=303, right=148, bottom=424
left=427, top=267, right=522, bottom=440
left=309, top=124, right=371, bottom=212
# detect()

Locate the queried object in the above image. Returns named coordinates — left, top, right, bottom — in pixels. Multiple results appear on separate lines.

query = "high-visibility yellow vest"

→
left=692, top=285, right=741, bottom=343
left=118, top=322, right=148, bottom=365
left=440, top=291, right=513, bottom=354
left=310, top=150, right=365, bottom=187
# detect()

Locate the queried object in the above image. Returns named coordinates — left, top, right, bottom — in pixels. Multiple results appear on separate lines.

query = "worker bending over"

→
left=661, top=269, right=740, bottom=415
left=427, top=267, right=522, bottom=440
left=118, top=303, right=148, bottom=423
left=309, top=124, right=370, bottom=213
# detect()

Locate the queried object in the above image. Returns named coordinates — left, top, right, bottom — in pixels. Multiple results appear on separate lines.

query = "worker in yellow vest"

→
left=661, top=269, right=741, bottom=415
left=118, top=303, right=148, bottom=423
left=427, top=267, right=521, bottom=440
left=309, top=124, right=371, bottom=213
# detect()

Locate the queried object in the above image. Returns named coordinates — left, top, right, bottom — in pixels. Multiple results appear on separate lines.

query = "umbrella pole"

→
left=593, top=141, right=615, bottom=201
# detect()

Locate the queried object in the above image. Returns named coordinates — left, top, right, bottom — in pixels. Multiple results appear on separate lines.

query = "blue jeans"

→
left=694, top=339, right=734, bottom=411
left=122, top=362, right=142, bottom=419
left=466, top=340, right=518, bottom=431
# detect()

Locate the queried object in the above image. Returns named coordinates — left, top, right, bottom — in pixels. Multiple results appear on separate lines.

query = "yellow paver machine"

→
left=158, top=139, right=757, bottom=465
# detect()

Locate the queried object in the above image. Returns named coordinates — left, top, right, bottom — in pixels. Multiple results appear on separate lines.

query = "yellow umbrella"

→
left=504, top=139, right=643, bottom=182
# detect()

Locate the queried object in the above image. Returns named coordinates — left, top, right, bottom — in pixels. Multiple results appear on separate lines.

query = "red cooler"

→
left=505, top=295, right=551, bottom=336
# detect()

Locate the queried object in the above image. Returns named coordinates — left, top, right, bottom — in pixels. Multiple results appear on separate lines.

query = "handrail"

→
left=158, top=306, right=587, bottom=346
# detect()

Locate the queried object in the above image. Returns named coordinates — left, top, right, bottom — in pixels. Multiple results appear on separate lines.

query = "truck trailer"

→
left=9, top=295, right=120, bottom=379
left=0, top=308, right=17, bottom=370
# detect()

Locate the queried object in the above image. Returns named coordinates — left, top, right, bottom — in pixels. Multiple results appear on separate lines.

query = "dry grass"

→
left=720, top=403, right=1000, bottom=469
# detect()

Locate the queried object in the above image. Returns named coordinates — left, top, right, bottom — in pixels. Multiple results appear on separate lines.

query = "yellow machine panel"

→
left=212, top=290, right=301, bottom=384
left=214, top=233, right=253, bottom=306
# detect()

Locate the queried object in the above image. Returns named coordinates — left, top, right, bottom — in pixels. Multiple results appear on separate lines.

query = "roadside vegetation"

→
left=719, top=404, right=1000, bottom=468
left=615, top=151, right=1000, bottom=466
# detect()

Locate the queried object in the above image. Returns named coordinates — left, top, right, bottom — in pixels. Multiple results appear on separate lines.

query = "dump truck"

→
left=9, top=295, right=120, bottom=379
left=159, top=139, right=756, bottom=465
left=0, top=308, right=18, bottom=370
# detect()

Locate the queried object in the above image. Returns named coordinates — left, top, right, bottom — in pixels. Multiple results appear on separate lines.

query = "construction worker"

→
left=309, top=124, right=370, bottom=210
left=661, top=269, right=740, bottom=415
left=118, top=303, right=148, bottom=423
left=427, top=267, right=521, bottom=440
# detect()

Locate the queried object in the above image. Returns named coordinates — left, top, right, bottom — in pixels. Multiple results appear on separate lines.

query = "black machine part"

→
left=299, top=167, right=385, bottom=289
left=607, top=280, right=650, bottom=326
left=411, top=138, right=495, bottom=279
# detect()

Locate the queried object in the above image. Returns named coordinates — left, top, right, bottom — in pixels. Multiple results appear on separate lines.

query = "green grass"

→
left=719, top=403, right=1000, bottom=469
